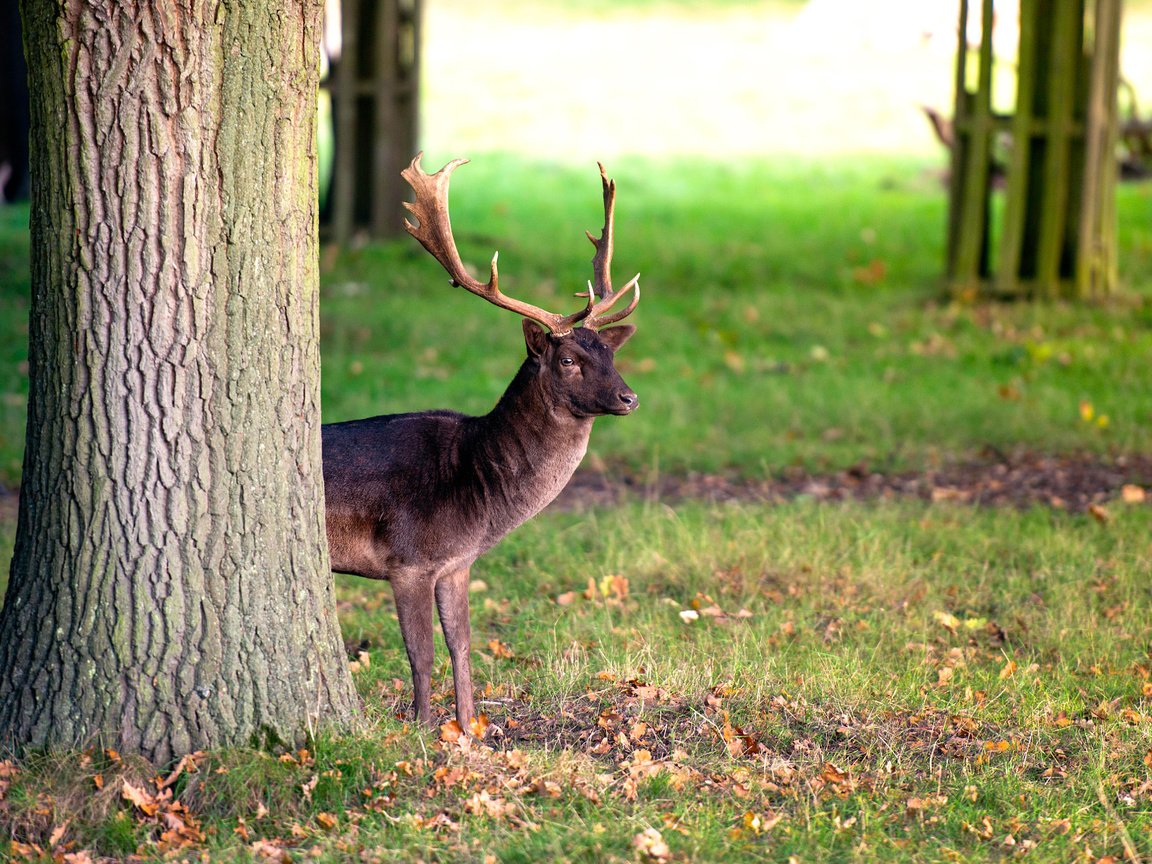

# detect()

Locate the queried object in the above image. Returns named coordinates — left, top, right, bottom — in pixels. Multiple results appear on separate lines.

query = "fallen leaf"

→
left=300, top=774, right=318, bottom=803
left=250, top=839, right=291, bottom=863
left=679, top=609, right=699, bottom=623
left=932, top=610, right=961, bottom=633
left=852, top=258, right=887, bottom=285
left=316, top=812, right=338, bottom=831
left=1121, top=484, right=1146, bottom=504
left=122, top=780, right=160, bottom=816
left=440, top=720, right=466, bottom=744
left=1088, top=503, right=1111, bottom=524
left=487, top=639, right=514, bottom=659
left=48, top=821, right=69, bottom=848
left=633, top=827, right=671, bottom=862
left=469, top=713, right=490, bottom=738
left=556, top=591, right=579, bottom=606
left=599, top=574, right=629, bottom=601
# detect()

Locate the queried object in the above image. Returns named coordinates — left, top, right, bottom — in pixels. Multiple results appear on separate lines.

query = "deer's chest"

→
left=482, top=440, right=588, bottom=542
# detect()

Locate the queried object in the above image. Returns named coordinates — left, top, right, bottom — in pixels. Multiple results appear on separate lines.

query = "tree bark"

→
left=0, top=0, right=359, bottom=764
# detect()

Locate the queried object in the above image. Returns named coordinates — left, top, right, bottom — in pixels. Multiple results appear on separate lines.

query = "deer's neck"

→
left=467, top=363, right=593, bottom=525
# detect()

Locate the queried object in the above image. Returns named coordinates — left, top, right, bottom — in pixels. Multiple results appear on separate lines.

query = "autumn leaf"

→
left=440, top=720, right=465, bottom=743
left=1121, top=484, right=1147, bottom=504
left=932, top=610, right=961, bottom=633
left=1088, top=503, right=1111, bottom=524
left=316, top=812, right=338, bottom=831
left=598, top=574, right=629, bottom=601
left=48, top=821, right=69, bottom=848
left=852, top=258, right=887, bottom=285
left=632, top=827, right=672, bottom=862
left=300, top=774, right=319, bottom=803
left=469, top=713, right=490, bottom=738
left=122, top=780, right=160, bottom=816
left=487, top=638, right=514, bottom=659
left=250, top=839, right=291, bottom=863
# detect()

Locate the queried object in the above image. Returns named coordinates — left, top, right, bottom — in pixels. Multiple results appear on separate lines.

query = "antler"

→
left=401, top=153, right=593, bottom=335
left=583, top=162, right=640, bottom=329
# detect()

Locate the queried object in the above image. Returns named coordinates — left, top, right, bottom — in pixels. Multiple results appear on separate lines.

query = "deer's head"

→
left=402, top=153, right=641, bottom=419
left=522, top=320, right=637, bottom=418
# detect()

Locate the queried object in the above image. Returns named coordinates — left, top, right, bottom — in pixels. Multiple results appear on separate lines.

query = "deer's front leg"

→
left=435, top=566, right=475, bottom=730
left=392, top=575, right=436, bottom=727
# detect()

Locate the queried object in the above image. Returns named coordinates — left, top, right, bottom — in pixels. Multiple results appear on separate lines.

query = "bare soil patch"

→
left=0, top=453, right=1147, bottom=529
left=556, top=452, right=1152, bottom=513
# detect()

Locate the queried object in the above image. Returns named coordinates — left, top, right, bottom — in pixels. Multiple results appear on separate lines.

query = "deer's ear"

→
left=523, top=319, right=549, bottom=358
left=597, top=324, right=635, bottom=352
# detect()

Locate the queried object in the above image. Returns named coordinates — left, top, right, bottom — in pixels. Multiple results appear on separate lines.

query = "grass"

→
left=3, top=2, right=1152, bottom=860
left=4, top=501, right=1151, bottom=861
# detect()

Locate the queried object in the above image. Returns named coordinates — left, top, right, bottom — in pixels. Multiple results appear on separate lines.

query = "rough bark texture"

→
left=0, top=0, right=359, bottom=764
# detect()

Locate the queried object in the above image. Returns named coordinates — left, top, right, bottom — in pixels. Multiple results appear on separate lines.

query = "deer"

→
left=322, top=154, right=641, bottom=732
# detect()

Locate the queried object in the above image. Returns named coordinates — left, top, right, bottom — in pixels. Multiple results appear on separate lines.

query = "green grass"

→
left=4, top=500, right=1150, bottom=862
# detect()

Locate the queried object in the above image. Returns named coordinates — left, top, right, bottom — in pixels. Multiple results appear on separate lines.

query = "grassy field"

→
left=3, top=1, right=1152, bottom=862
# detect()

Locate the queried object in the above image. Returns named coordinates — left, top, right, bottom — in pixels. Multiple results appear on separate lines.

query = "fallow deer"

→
left=323, top=154, right=641, bottom=730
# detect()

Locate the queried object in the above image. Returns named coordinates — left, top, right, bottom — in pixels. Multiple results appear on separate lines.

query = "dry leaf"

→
left=121, top=780, right=160, bottom=816
left=932, top=610, right=961, bottom=633
left=300, top=774, right=319, bottom=803
left=48, top=822, right=69, bottom=848
left=250, top=839, right=291, bottom=863
left=556, top=591, right=579, bottom=606
left=316, top=812, right=338, bottom=831
left=487, top=639, right=514, bottom=659
left=440, top=720, right=465, bottom=743
left=1088, top=503, right=1111, bottom=524
left=469, top=713, right=490, bottom=738
left=633, top=827, right=671, bottom=862
left=1121, top=484, right=1147, bottom=504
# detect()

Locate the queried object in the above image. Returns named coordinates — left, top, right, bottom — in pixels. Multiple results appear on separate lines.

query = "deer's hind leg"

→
left=436, top=565, right=475, bottom=730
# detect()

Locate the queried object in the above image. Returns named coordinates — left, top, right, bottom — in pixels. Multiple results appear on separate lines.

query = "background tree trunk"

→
left=0, top=0, right=359, bottom=764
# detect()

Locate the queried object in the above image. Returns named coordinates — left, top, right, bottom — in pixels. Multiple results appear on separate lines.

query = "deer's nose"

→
left=619, top=390, right=638, bottom=411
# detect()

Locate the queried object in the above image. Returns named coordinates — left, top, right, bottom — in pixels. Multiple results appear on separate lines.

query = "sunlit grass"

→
left=5, top=499, right=1150, bottom=862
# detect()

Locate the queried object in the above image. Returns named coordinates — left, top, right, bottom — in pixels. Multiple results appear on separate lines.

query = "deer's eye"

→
left=559, top=356, right=575, bottom=367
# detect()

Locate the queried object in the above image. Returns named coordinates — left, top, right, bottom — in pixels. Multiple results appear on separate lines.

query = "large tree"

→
left=0, top=0, right=359, bottom=763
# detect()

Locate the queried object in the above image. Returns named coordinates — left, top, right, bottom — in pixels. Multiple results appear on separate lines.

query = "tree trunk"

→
left=0, top=0, right=359, bottom=764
